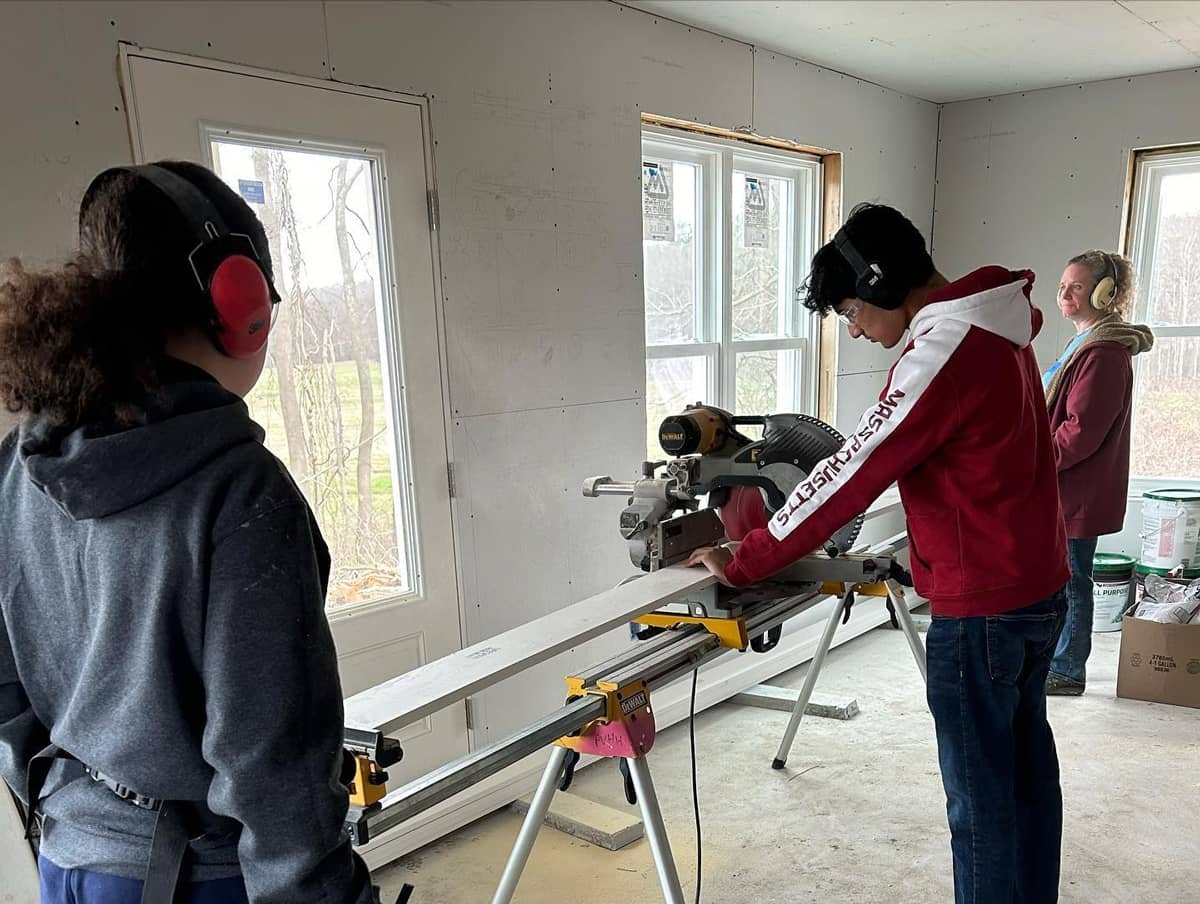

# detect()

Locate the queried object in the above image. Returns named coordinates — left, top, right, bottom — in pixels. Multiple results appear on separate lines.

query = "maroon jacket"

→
left=1048, top=341, right=1133, bottom=538
left=726, top=267, right=1069, bottom=617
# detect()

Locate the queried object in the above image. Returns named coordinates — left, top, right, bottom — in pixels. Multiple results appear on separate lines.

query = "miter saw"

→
left=584, top=404, right=863, bottom=573
left=584, top=404, right=896, bottom=653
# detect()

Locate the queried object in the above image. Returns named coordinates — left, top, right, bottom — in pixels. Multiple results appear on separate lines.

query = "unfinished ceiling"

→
left=625, top=1, right=1200, bottom=102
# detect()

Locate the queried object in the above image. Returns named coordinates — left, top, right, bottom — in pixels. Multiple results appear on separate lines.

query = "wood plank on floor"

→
left=731, top=683, right=860, bottom=720
left=511, top=790, right=644, bottom=851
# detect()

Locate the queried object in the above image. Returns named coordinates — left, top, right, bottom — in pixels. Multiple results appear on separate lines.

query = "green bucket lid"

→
left=1135, top=561, right=1200, bottom=579
left=1093, top=553, right=1136, bottom=576
left=1143, top=488, right=1200, bottom=503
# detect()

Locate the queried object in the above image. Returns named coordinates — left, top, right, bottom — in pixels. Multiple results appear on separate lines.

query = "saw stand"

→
left=492, top=676, right=687, bottom=904
left=771, top=575, right=927, bottom=770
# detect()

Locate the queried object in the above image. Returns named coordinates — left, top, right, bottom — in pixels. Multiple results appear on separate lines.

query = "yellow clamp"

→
left=632, top=611, right=750, bottom=651
left=346, top=754, right=388, bottom=808
left=557, top=677, right=651, bottom=751
left=820, top=580, right=891, bottom=599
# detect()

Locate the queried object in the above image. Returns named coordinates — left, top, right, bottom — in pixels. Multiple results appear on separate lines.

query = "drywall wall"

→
left=324, top=2, right=932, bottom=745
left=0, top=0, right=334, bottom=441
left=753, top=50, right=940, bottom=433
left=934, top=66, right=1200, bottom=361
left=934, top=66, right=1200, bottom=552
left=0, top=0, right=933, bottom=740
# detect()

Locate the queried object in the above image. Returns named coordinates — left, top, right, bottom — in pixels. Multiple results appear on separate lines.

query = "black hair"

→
left=0, top=161, right=274, bottom=427
left=801, top=202, right=935, bottom=315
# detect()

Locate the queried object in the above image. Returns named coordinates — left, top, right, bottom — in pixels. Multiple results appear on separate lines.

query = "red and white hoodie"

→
left=724, top=267, right=1070, bottom=618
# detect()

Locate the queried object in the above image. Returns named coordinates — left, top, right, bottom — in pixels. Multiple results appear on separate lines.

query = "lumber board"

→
left=511, top=791, right=643, bottom=851
left=731, top=684, right=860, bottom=720
left=344, top=565, right=715, bottom=734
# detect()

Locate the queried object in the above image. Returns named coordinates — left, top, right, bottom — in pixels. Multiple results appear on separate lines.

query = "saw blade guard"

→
left=702, top=412, right=863, bottom=556
left=750, top=413, right=863, bottom=555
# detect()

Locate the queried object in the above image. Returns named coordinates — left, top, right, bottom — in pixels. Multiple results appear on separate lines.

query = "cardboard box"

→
left=1116, top=615, right=1200, bottom=709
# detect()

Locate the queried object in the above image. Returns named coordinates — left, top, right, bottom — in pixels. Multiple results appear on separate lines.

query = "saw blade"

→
left=754, top=414, right=863, bottom=555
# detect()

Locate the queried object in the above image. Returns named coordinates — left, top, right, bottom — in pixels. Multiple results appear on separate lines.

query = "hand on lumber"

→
left=686, top=545, right=735, bottom=587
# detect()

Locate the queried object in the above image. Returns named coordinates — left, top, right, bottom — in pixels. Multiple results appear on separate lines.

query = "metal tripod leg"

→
left=492, top=746, right=569, bottom=904
left=771, top=590, right=848, bottom=770
left=887, top=579, right=927, bottom=683
left=625, top=755, right=686, bottom=904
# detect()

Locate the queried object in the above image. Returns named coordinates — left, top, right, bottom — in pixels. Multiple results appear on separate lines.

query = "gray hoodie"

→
left=0, top=360, right=371, bottom=902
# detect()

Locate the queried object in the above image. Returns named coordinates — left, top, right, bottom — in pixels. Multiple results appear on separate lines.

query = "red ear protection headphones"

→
left=82, top=163, right=280, bottom=359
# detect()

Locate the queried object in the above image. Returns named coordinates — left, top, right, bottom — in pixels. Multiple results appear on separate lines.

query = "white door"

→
left=122, top=50, right=467, bottom=779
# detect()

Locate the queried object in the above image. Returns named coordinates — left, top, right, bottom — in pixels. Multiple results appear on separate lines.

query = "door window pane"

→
left=1147, top=171, right=1200, bottom=326
left=732, top=172, right=792, bottom=340
left=211, top=140, right=411, bottom=610
left=735, top=348, right=802, bottom=417
left=646, top=357, right=708, bottom=461
left=643, top=161, right=700, bottom=345
left=1131, top=336, right=1200, bottom=479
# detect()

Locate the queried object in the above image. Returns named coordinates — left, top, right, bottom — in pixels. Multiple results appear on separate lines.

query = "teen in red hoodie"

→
left=689, top=204, right=1069, bottom=904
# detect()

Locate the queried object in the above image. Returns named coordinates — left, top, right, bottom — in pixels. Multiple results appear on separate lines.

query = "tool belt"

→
left=25, top=742, right=235, bottom=904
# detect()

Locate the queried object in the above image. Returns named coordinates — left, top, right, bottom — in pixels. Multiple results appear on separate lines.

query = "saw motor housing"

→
left=585, top=405, right=863, bottom=572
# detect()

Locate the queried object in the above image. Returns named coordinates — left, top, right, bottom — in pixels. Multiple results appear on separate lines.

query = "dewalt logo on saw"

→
left=660, top=431, right=686, bottom=443
left=620, top=690, right=649, bottom=715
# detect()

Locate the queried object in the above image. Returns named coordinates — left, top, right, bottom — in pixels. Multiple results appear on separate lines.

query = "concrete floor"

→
left=375, top=626, right=1200, bottom=903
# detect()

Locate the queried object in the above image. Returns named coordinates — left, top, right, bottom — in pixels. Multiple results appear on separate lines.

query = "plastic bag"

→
left=1142, top=574, right=1185, bottom=606
left=1135, top=576, right=1200, bottom=624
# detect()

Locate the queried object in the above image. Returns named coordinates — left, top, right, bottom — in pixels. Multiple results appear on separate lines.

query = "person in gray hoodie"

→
left=0, top=162, right=375, bottom=903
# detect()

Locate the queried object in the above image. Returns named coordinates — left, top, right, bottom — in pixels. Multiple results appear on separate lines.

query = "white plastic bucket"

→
left=1140, top=489, right=1200, bottom=571
left=1092, top=582, right=1131, bottom=632
left=1091, top=553, right=1136, bottom=633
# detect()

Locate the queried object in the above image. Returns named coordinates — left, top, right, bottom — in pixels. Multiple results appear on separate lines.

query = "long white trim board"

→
left=360, top=589, right=916, bottom=870
left=344, top=565, right=716, bottom=735
left=353, top=499, right=906, bottom=866
left=346, top=491, right=903, bottom=736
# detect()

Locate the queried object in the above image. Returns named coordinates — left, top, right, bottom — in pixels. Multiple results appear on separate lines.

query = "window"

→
left=641, top=129, right=821, bottom=458
left=1127, top=148, right=1200, bottom=482
left=210, top=137, right=417, bottom=611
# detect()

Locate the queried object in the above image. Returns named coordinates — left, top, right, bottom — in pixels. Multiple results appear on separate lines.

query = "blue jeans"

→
left=1049, top=537, right=1097, bottom=685
left=39, top=856, right=248, bottom=903
left=926, top=591, right=1068, bottom=904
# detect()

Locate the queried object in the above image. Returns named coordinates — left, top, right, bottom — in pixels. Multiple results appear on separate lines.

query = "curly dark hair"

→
left=801, top=203, right=935, bottom=315
left=0, top=161, right=273, bottom=427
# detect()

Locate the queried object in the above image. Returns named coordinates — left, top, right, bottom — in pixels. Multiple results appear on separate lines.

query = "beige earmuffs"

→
left=1092, top=253, right=1118, bottom=310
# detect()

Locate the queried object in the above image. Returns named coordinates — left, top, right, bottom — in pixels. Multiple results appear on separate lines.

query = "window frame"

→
left=642, top=125, right=823, bottom=421
left=1125, top=146, right=1200, bottom=489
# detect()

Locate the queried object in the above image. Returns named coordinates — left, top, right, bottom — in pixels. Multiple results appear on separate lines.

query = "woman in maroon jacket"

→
left=1043, top=251, right=1153, bottom=695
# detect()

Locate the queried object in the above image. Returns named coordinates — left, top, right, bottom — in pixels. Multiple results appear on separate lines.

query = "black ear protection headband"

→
left=81, top=163, right=280, bottom=359
left=832, top=225, right=903, bottom=309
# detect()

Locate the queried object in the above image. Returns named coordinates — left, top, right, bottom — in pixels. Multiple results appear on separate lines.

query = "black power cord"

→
left=689, top=668, right=702, bottom=904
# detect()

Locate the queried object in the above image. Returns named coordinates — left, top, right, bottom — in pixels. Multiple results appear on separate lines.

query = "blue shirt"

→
left=1042, top=327, right=1092, bottom=390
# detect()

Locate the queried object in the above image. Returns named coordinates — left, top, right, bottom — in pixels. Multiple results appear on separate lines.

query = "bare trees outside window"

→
left=212, top=141, right=411, bottom=609
left=1128, top=149, right=1200, bottom=481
